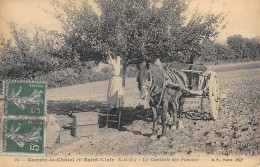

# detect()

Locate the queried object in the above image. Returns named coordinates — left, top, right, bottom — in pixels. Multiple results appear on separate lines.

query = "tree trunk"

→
left=122, top=64, right=128, bottom=88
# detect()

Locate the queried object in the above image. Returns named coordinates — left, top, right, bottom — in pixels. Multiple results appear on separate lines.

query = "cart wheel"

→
left=208, top=73, right=220, bottom=120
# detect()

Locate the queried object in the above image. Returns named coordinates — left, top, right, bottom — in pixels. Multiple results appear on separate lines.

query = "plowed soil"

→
left=46, top=62, right=260, bottom=156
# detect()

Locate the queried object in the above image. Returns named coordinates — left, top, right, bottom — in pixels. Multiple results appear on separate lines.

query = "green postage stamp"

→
left=1, top=81, right=46, bottom=154
left=2, top=119, right=45, bottom=154
left=3, top=81, right=46, bottom=116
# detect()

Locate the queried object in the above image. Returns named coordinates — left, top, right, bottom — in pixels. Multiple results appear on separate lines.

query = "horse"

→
left=137, top=60, right=185, bottom=140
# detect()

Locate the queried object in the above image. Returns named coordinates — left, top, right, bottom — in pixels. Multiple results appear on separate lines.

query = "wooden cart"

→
left=166, top=63, right=220, bottom=120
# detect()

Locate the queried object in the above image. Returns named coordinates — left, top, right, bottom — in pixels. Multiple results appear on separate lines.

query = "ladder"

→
left=106, top=109, right=122, bottom=130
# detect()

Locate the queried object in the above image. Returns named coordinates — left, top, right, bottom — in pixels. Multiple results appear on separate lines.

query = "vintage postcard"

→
left=0, top=0, right=259, bottom=167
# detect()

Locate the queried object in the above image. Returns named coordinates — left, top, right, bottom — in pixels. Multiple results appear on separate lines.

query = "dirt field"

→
left=46, top=62, right=260, bottom=156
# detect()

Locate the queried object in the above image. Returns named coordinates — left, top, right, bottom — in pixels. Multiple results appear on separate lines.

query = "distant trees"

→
left=214, top=43, right=236, bottom=62
left=196, top=35, right=260, bottom=64
left=199, top=39, right=236, bottom=64
left=227, top=35, right=260, bottom=61
left=197, top=34, right=260, bottom=64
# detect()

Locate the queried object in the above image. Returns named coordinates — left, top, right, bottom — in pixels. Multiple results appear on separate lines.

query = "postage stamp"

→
left=2, top=118, right=45, bottom=154
left=3, top=81, right=46, bottom=116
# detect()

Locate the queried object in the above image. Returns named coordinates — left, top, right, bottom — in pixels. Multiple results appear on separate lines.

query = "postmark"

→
left=3, top=81, right=46, bottom=116
left=2, top=118, right=45, bottom=154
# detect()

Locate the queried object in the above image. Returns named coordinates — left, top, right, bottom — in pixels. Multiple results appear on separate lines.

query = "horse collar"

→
left=149, top=69, right=165, bottom=108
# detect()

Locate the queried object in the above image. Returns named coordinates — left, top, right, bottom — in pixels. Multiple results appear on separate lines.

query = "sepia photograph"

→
left=0, top=0, right=259, bottom=166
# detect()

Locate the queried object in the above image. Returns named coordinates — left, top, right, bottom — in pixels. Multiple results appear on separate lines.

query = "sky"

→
left=0, top=0, right=260, bottom=43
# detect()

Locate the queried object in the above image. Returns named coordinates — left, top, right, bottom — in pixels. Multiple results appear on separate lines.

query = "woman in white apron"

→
left=106, top=53, right=124, bottom=129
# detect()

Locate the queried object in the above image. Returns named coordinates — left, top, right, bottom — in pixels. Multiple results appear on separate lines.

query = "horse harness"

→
left=140, top=68, right=165, bottom=109
left=142, top=65, right=188, bottom=108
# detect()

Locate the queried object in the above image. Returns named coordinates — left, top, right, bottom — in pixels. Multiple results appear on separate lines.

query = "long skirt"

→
left=107, top=76, right=124, bottom=108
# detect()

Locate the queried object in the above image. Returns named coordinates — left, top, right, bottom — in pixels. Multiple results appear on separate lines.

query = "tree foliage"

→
left=0, top=22, right=61, bottom=79
left=47, top=0, right=227, bottom=65
left=95, top=0, right=227, bottom=65
left=1, top=0, right=259, bottom=88
left=48, top=0, right=227, bottom=85
left=50, top=0, right=102, bottom=63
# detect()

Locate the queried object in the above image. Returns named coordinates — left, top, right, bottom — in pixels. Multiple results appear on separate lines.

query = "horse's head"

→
left=137, top=61, right=153, bottom=101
